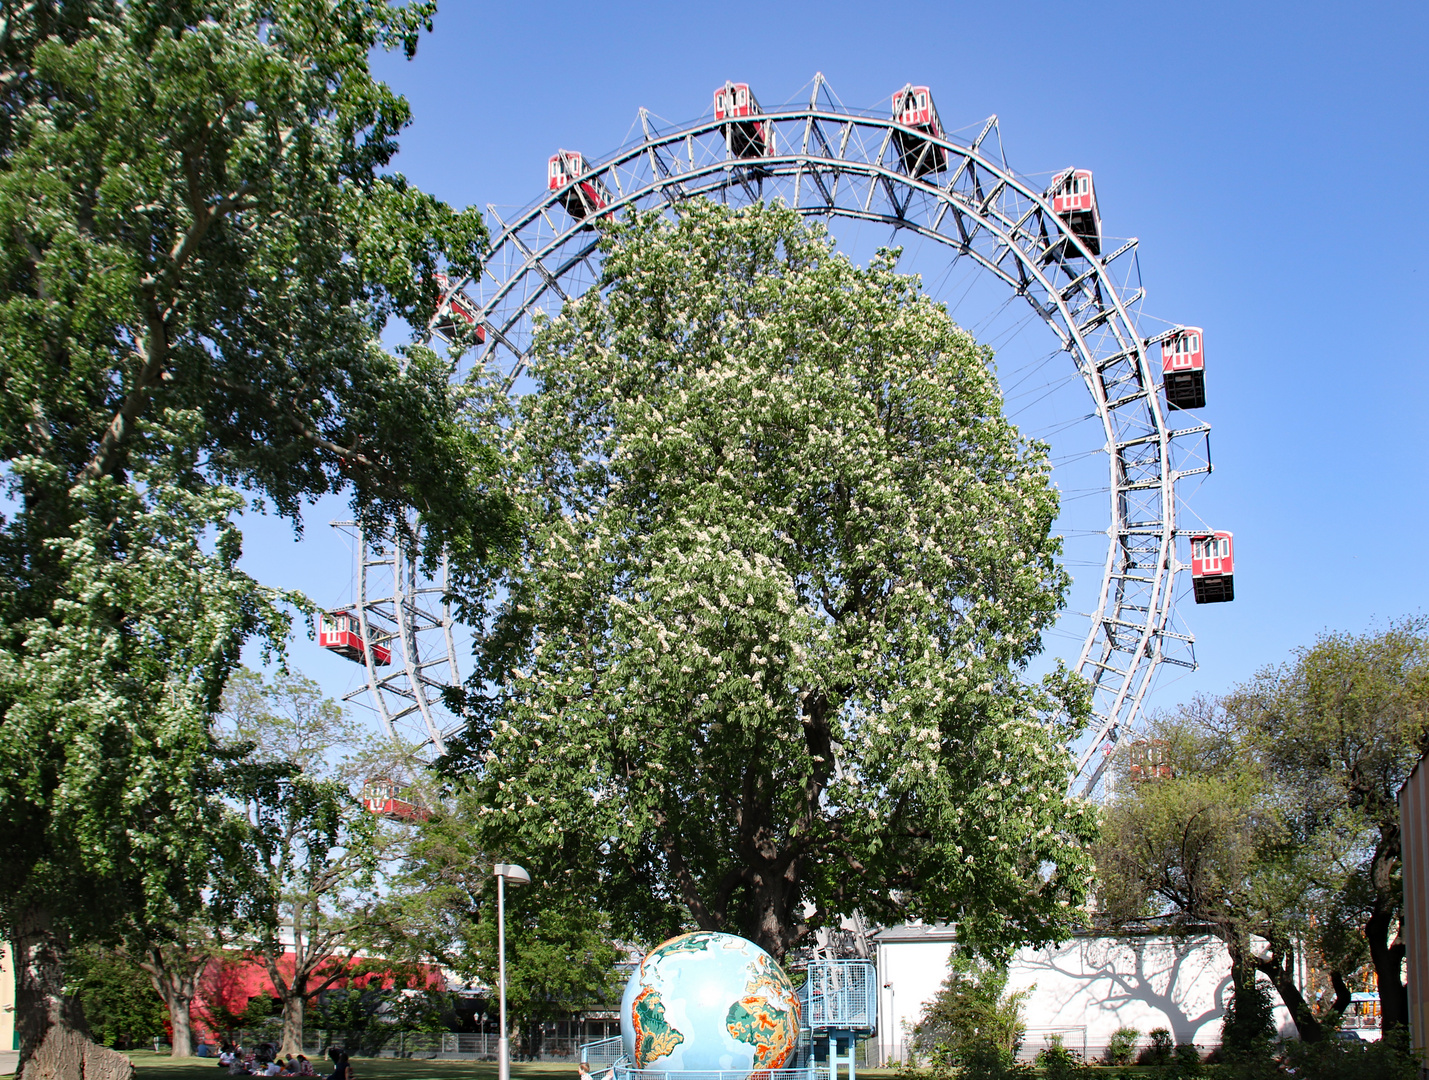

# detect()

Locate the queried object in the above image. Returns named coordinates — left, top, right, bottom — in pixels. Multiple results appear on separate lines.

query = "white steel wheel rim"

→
left=424, top=76, right=1214, bottom=793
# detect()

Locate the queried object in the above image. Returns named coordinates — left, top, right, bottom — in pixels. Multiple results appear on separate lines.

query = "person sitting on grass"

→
left=327, top=1048, right=352, bottom=1080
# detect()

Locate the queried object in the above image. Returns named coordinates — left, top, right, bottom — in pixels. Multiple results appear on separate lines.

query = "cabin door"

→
left=1199, top=538, right=1223, bottom=574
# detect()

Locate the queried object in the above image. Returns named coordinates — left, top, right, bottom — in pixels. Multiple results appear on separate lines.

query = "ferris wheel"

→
left=326, top=74, right=1233, bottom=796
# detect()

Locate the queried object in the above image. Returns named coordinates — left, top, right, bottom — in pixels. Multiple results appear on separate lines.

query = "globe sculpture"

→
left=620, top=931, right=802, bottom=1074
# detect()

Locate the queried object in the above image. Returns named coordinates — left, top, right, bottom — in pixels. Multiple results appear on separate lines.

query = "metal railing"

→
left=1341, top=1014, right=1382, bottom=1030
left=615, top=1070, right=831, bottom=1080
left=803, top=961, right=878, bottom=1033
left=580, top=1036, right=625, bottom=1067
left=221, top=1030, right=585, bottom=1060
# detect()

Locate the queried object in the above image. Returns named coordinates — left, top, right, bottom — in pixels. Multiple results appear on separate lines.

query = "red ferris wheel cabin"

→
left=1050, top=169, right=1102, bottom=256
left=1190, top=531, right=1235, bottom=604
left=1161, top=326, right=1206, bottom=410
left=431, top=272, right=486, bottom=344
left=361, top=777, right=430, bottom=823
left=319, top=610, right=391, bottom=666
left=548, top=150, right=612, bottom=221
left=891, top=84, right=948, bottom=178
left=1128, top=739, right=1171, bottom=781
left=714, top=81, right=773, bottom=160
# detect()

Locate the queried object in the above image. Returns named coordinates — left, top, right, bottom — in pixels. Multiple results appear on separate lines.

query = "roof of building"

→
left=869, top=924, right=958, bottom=943
left=871, top=918, right=1228, bottom=946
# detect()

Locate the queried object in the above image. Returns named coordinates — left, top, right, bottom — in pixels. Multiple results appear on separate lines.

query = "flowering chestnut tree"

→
left=0, top=4, right=510, bottom=1078
left=458, top=200, right=1098, bottom=959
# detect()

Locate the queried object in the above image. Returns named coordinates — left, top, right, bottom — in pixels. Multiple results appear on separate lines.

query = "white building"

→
left=871, top=925, right=1295, bottom=1063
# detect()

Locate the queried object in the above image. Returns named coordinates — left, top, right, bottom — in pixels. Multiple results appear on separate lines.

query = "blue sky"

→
left=243, top=0, right=1429, bottom=725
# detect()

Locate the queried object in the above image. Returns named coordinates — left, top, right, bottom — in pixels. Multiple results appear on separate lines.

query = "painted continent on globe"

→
left=620, top=931, right=802, bottom=1074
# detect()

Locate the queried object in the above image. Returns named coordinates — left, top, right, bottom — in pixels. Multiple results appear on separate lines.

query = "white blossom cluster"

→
left=468, top=201, right=1099, bottom=951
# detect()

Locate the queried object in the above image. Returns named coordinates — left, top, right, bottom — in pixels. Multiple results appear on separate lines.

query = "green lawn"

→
left=103, top=1056, right=1160, bottom=1079
left=135, top=1055, right=579, bottom=1080
left=0, top=1052, right=1169, bottom=1079
left=156, top=1059, right=917, bottom=1080
left=0, top=1054, right=915, bottom=1080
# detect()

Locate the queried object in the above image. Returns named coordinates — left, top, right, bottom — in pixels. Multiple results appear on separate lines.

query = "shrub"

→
left=1035, top=1034, right=1088, bottom=1079
left=1137, top=1027, right=1174, bottom=1066
left=1220, top=972, right=1276, bottom=1062
left=1102, top=1027, right=1139, bottom=1065
left=912, top=952, right=1029, bottom=1062
left=1279, top=1032, right=1421, bottom=1080
left=957, top=1043, right=1034, bottom=1080
left=1168, top=1042, right=1205, bottom=1078
left=894, top=1045, right=1031, bottom=1080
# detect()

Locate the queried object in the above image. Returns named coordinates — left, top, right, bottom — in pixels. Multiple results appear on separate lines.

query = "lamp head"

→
left=493, top=862, right=531, bottom=886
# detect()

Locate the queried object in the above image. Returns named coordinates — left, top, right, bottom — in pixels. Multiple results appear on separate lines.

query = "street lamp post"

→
left=883, top=982, right=895, bottom=1066
left=494, top=862, right=531, bottom=1080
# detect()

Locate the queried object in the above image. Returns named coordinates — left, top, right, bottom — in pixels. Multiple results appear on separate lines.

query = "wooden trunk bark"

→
left=166, top=994, right=193, bottom=1059
left=12, top=908, right=134, bottom=1080
left=279, top=993, right=305, bottom=1058
left=1253, top=931, right=1321, bottom=1043
left=138, top=949, right=205, bottom=1059
left=1367, top=902, right=1408, bottom=1033
left=1368, top=831, right=1409, bottom=1033
left=1329, top=970, right=1353, bottom=1015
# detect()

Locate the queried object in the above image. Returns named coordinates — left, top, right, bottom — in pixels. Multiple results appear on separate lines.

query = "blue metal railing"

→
left=580, top=1036, right=626, bottom=1067
left=802, top=961, right=877, bottom=1034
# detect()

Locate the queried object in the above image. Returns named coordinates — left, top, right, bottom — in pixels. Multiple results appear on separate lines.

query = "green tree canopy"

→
left=1093, top=708, right=1315, bottom=1036
left=452, top=199, right=1097, bottom=959
left=0, top=0, right=504, bottom=543
left=1095, top=620, right=1429, bottom=1041
left=1230, top=620, right=1429, bottom=1034
left=0, top=3, right=511, bottom=1077
left=911, top=951, right=1030, bottom=1064
left=371, top=784, right=622, bottom=1039
left=66, top=946, right=168, bottom=1051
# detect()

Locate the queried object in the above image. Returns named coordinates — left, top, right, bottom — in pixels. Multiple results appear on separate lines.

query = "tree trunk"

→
left=1250, top=929, right=1321, bottom=1042
left=1220, top=931, right=1276, bottom=1057
left=1367, top=901, right=1407, bottom=1033
left=138, top=948, right=205, bottom=1059
left=743, top=856, right=807, bottom=961
left=1226, top=941, right=1256, bottom=1007
left=280, top=992, right=305, bottom=1058
left=1367, top=829, right=1409, bottom=1033
left=167, top=992, right=193, bottom=1059
left=1329, top=970, right=1353, bottom=1015
left=12, top=907, right=134, bottom=1080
